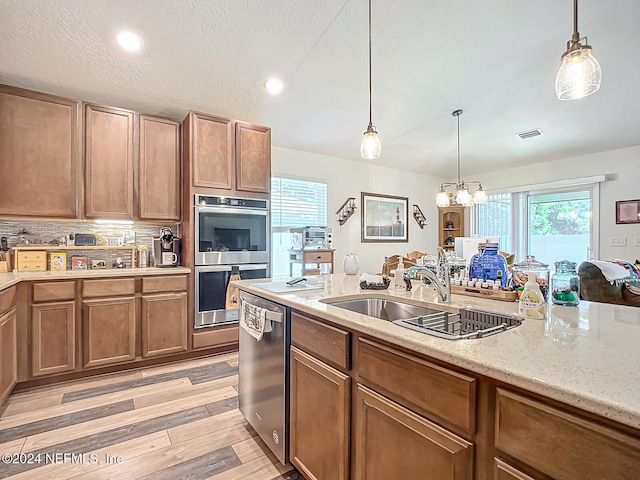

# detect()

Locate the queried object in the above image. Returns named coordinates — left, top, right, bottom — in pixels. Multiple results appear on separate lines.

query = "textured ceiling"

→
left=1, top=0, right=639, bottom=179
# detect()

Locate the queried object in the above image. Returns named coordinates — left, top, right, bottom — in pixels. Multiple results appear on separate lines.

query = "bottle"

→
left=395, top=261, right=405, bottom=289
left=519, top=271, right=546, bottom=319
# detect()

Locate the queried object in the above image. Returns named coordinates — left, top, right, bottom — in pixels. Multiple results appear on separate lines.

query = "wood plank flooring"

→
left=0, top=353, right=303, bottom=480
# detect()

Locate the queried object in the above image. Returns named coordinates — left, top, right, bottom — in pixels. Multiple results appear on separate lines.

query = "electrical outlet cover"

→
left=609, top=237, right=627, bottom=247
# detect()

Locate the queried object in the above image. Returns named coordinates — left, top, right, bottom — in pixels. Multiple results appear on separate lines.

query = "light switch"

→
left=609, top=237, right=627, bottom=247
left=634, top=237, right=640, bottom=247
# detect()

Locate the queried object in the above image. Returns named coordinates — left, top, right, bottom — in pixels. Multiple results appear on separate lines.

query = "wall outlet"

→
left=634, top=237, right=640, bottom=247
left=609, top=237, right=627, bottom=247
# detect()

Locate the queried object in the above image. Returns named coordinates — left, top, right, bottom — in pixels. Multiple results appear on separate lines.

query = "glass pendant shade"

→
left=556, top=47, right=601, bottom=100
left=456, top=188, right=472, bottom=206
left=361, top=128, right=381, bottom=159
left=473, top=187, right=487, bottom=204
left=436, top=190, right=450, bottom=208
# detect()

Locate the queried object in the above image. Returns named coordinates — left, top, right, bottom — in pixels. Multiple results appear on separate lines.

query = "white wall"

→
left=474, top=145, right=640, bottom=261
left=272, top=146, right=442, bottom=276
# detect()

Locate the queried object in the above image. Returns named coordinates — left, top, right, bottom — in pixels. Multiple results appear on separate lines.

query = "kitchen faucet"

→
left=403, top=246, right=451, bottom=303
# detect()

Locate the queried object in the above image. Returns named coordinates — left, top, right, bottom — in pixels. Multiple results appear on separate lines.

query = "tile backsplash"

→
left=0, top=219, right=180, bottom=269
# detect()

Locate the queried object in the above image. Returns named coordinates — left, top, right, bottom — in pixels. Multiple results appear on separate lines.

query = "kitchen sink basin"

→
left=323, top=297, right=443, bottom=321
left=323, top=296, right=523, bottom=340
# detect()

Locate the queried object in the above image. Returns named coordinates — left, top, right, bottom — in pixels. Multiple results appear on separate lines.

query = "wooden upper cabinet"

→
left=139, top=115, right=181, bottom=221
left=0, top=85, right=80, bottom=218
left=235, top=122, right=271, bottom=193
left=190, top=112, right=233, bottom=189
left=84, top=104, right=135, bottom=219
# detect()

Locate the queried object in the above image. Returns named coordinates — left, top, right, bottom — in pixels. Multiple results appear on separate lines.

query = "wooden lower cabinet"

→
left=31, top=301, right=75, bottom=376
left=354, top=384, right=473, bottom=480
left=0, top=308, right=17, bottom=405
left=290, top=346, right=350, bottom=480
left=494, top=458, right=537, bottom=480
left=141, top=292, right=188, bottom=358
left=82, top=296, right=136, bottom=368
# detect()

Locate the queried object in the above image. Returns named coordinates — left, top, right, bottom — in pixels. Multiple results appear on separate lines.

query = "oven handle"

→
left=195, top=205, right=268, bottom=216
left=196, top=264, right=268, bottom=273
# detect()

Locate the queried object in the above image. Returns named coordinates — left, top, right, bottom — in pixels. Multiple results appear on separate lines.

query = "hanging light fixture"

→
left=555, top=0, right=601, bottom=101
left=360, top=0, right=381, bottom=159
left=435, top=109, right=487, bottom=208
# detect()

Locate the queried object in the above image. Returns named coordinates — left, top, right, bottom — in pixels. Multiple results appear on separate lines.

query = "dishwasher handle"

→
left=239, top=297, right=284, bottom=323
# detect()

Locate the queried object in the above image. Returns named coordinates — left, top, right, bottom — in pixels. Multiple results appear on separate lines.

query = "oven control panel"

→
left=197, top=194, right=268, bottom=210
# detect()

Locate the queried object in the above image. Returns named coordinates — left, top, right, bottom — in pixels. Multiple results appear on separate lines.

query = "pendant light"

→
left=360, top=0, right=381, bottom=159
left=435, top=109, right=487, bottom=208
left=555, top=0, right=601, bottom=101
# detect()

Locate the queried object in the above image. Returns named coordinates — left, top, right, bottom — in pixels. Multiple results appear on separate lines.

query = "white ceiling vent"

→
left=517, top=128, right=543, bottom=139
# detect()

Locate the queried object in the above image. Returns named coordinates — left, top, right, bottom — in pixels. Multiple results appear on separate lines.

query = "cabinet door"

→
left=290, top=346, right=350, bottom=480
left=494, top=458, right=537, bottom=480
left=355, top=384, right=473, bottom=480
left=85, top=104, right=135, bottom=219
left=139, top=115, right=181, bottom=221
left=191, top=112, right=233, bottom=189
left=82, top=297, right=136, bottom=368
left=141, top=292, right=188, bottom=358
left=0, top=308, right=17, bottom=404
left=235, top=122, right=270, bottom=193
left=31, top=301, right=76, bottom=377
left=0, top=86, right=80, bottom=217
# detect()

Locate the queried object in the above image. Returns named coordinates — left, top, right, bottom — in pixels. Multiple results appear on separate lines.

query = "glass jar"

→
left=468, top=243, right=508, bottom=288
left=551, top=261, right=580, bottom=306
left=445, top=251, right=467, bottom=279
left=511, top=255, right=550, bottom=301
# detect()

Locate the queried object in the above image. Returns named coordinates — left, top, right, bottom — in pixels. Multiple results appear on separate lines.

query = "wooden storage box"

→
left=16, top=250, right=46, bottom=272
left=0, top=251, right=10, bottom=273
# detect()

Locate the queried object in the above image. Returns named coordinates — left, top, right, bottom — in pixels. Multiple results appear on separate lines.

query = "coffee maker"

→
left=153, top=227, right=181, bottom=267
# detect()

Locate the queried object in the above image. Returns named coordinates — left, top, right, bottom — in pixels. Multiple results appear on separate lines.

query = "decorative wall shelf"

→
left=412, top=204, right=427, bottom=229
left=336, top=197, right=357, bottom=226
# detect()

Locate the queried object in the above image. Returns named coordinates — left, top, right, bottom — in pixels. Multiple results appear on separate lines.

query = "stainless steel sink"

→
left=323, top=297, right=443, bottom=321
left=323, top=297, right=523, bottom=340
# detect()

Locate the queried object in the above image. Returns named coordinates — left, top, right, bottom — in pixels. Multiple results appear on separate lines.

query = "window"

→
left=271, top=177, right=328, bottom=277
left=472, top=179, right=600, bottom=266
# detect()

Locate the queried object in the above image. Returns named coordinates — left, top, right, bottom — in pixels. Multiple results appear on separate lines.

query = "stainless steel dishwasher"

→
left=238, top=290, right=290, bottom=465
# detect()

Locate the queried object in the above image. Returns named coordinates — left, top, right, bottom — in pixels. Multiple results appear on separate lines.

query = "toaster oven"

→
left=291, top=226, right=332, bottom=250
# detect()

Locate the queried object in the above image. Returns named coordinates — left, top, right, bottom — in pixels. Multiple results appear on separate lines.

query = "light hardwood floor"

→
left=0, top=353, right=302, bottom=480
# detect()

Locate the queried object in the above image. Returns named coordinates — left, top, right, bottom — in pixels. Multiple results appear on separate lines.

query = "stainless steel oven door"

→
left=195, top=205, right=269, bottom=265
left=195, top=264, right=269, bottom=328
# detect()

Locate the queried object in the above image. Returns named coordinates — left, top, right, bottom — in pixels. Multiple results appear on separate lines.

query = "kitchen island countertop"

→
left=234, top=274, right=640, bottom=430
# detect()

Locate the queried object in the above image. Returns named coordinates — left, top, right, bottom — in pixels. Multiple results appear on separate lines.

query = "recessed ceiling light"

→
left=116, top=31, right=143, bottom=52
left=264, top=78, right=284, bottom=95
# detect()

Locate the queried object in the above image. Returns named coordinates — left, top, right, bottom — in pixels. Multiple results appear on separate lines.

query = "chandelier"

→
left=435, top=109, right=487, bottom=208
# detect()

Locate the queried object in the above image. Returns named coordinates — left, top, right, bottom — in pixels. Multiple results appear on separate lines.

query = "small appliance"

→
left=290, top=226, right=332, bottom=250
left=74, top=233, right=97, bottom=246
left=153, top=227, right=180, bottom=267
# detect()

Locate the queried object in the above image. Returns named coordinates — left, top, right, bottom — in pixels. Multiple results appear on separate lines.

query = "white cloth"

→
left=239, top=300, right=268, bottom=341
left=585, top=260, right=632, bottom=284
left=359, top=273, right=383, bottom=284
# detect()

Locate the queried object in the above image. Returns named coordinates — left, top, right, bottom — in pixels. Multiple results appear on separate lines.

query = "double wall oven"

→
left=195, top=194, right=269, bottom=328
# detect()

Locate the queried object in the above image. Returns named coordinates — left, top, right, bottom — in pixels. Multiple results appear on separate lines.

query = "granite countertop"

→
left=234, top=273, right=640, bottom=430
left=0, top=267, right=191, bottom=291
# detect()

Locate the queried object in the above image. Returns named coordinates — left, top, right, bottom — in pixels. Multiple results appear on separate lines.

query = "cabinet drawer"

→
left=18, top=261, right=46, bottom=272
left=358, top=338, right=476, bottom=437
left=192, top=325, right=238, bottom=350
left=17, top=251, right=46, bottom=263
left=495, top=388, right=640, bottom=480
left=142, top=275, right=187, bottom=293
left=33, top=281, right=76, bottom=302
left=0, top=286, right=16, bottom=316
left=292, top=311, right=351, bottom=370
left=302, top=251, right=332, bottom=263
left=83, top=278, right=135, bottom=298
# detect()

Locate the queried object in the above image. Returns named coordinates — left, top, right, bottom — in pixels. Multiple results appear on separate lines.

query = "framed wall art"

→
left=361, top=192, right=409, bottom=243
left=616, top=199, right=640, bottom=224
left=49, top=252, right=67, bottom=271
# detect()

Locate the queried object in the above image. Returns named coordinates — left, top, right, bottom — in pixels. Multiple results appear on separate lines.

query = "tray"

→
left=451, top=284, right=517, bottom=302
left=251, top=281, right=324, bottom=293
